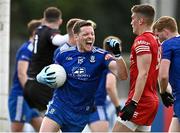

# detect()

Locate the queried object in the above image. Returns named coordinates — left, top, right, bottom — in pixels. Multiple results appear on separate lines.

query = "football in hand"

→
left=47, top=64, right=67, bottom=88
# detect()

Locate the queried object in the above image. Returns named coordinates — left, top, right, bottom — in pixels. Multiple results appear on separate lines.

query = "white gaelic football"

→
left=47, top=64, right=67, bottom=88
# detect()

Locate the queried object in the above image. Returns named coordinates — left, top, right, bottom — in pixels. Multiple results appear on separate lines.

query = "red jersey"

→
left=126, top=32, right=161, bottom=125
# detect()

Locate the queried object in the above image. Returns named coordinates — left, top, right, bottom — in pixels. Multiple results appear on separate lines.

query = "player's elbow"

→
left=119, top=67, right=128, bottom=80
left=159, top=73, right=168, bottom=81
left=120, top=75, right=128, bottom=80
left=52, top=34, right=69, bottom=46
left=118, top=71, right=128, bottom=80
left=159, top=75, right=168, bottom=82
left=106, top=87, right=112, bottom=95
left=18, top=72, right=26, bottom=80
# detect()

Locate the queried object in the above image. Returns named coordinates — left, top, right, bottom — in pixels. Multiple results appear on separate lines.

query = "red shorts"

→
left=131, top=100, right=159, bottom=126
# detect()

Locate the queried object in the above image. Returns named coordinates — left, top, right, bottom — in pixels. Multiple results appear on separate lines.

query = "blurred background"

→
left=0, top=0, right=179, bottom=131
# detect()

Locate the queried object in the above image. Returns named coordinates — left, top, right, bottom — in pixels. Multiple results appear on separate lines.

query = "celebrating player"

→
left=38, top=20, right=128, bottom=132
left=88, top=36, right=122, bottom=132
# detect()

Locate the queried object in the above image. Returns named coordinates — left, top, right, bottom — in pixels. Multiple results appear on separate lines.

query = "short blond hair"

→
left=153, top=16, right=178, bottom=33
left=27, top=19, right=41, bottom=37
left=66, top=18, right=82, bottom=37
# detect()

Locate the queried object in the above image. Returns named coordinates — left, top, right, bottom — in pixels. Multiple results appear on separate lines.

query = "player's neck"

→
left=68, top=36, right=76, bottom=46
left=168, top=32, right=179, bottom=40
left=45, top=22, right=59, bottom=29
left=138, top=26, right=152, bottom=35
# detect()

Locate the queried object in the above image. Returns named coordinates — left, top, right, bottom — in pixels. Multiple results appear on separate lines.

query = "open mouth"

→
left=86, top=41, right=93, bottom=46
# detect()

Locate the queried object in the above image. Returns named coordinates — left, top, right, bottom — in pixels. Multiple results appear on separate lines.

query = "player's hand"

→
left=119, top=100, right=137, bottom=121
left=115, top=105, right=121, bottom=116
left=105, top=38, right=122, bottom=58
left=160, top=91, right=174, bottom=108
left=36, top=66, right=56, bottom=87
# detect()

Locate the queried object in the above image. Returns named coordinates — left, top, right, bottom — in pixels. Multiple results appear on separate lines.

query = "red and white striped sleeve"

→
left=134, top=39, right=151, bottom=55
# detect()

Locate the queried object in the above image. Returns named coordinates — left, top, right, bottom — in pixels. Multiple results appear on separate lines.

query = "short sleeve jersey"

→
left=127, top=32, right=161, bottom=103
left=53, top=47, right=112, bottom=113
left=162, top=35, right=180, bottom=98
left=53, top=44, right=109, bottom=106
left=28, top=25, right=60, bottom=78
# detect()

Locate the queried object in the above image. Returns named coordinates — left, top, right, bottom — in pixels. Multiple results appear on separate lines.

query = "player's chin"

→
left=85, top=44, right=93, bottom=51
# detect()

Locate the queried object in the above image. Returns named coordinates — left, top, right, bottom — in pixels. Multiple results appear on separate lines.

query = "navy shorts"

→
left=8, top=94, right=40, bottom=122
left=89, top=105, right=108, bottom=124
left=45, top=101, right=90, bottom=132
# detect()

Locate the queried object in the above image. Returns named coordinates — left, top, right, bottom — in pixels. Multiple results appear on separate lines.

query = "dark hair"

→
left=131, top=4, right=155, bottom=25
left=27, top=19, right=41, bottom=37
left=44, top=7, right=62, bottom=22
left=153, top=16, right=178, bottom=33
left=66, top=18, right=82, bottom=36
left=73, top=20, right=93, bottom=34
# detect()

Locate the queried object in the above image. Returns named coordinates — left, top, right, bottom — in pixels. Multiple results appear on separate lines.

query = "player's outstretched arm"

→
left=105, top=38, right=128, bottom=80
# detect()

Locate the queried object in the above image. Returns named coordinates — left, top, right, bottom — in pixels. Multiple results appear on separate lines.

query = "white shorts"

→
left=117, top=116, right=151, bottom=132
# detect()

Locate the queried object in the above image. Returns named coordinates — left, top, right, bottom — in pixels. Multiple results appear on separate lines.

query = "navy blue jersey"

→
left=162, top=35, right=180, bottom=99
left=94, top=69, right=108, bottom=105
left=53, top=42, right=74, bottom=62
left=53, top=46, right=112, bottom=113
left=54, top=44, right=110, bottom=106
left=10, top=41, right=33, bottom=95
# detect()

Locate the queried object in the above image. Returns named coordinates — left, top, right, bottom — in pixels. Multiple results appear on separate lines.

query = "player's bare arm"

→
left=104, top=36, right=128, bottom=80
left=159, top=59, right=170, bottom=93
left=17, top=60, right=29, bottom=88
left=106, top=73, right=119, bottom=106
left=108, top=59, right=128, bottom=80
left=132, top=53, right=151, bottom=102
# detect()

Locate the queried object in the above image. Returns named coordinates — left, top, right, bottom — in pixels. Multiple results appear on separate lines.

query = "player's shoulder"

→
left=161, top=38, right=175, bottom=50
left=37, top=25, right=59, bottom=35
left=134, top=32, right=155, bottom=47
left=164, top=35, right=180, bottom=44
left=18, top=41, right=32, bottom=52
left=136, top=32, right=155, bottom=40
left=92, top=46, right=107, bottom=54
left=60, top=46, right=76, bottom=54
left=27, top=42, right=33, bottom=52
left=37, top=25, right=49, bottom=30
left=59, top=43, right=72, bottom=51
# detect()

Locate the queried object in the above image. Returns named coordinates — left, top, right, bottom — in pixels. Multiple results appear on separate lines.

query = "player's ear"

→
left=74, top=33, right=78, bottom=41
left=139, top=18, right=144, bottom=25
left=58, top=18, right=63, bottom=26
left=163, top=28, right=169, bottom=35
